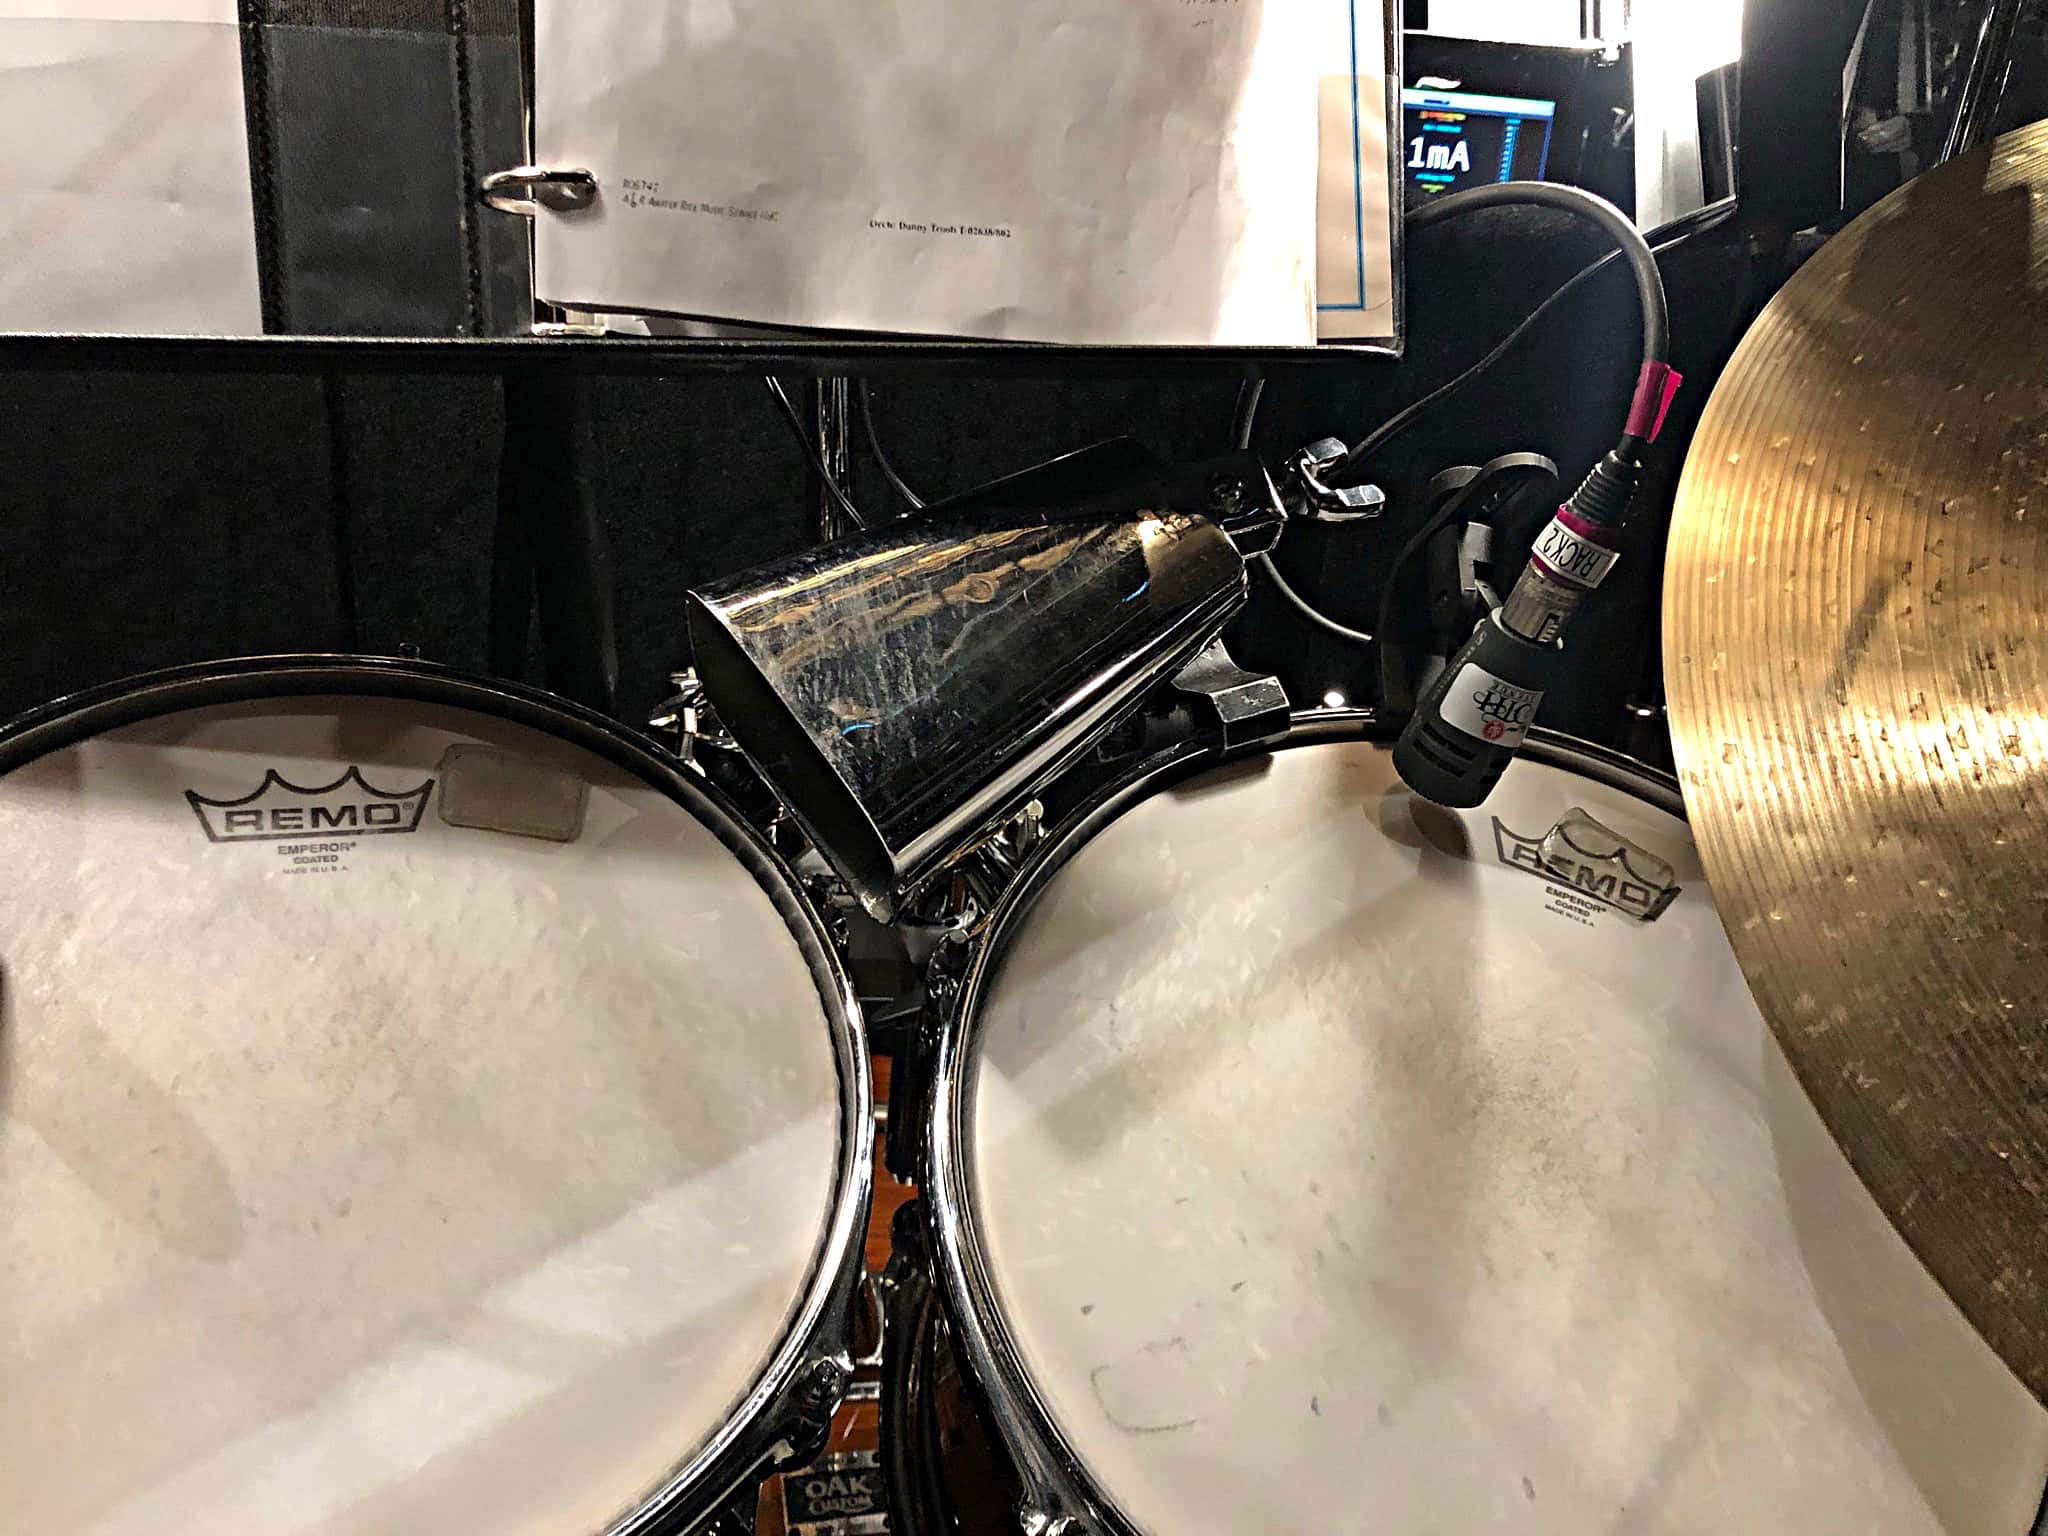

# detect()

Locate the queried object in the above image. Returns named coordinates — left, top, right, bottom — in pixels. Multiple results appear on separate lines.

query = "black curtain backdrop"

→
left=0, top=205, right=1754, bottom=748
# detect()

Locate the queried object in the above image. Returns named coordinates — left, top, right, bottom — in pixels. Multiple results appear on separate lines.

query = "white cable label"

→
left=1440, top=663, right=1543, bottom=748
left=1531, top=516, right=1622, bottom=590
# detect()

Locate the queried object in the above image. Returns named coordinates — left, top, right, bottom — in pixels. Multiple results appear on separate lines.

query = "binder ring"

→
left=481, top=166, right=599, bottom=217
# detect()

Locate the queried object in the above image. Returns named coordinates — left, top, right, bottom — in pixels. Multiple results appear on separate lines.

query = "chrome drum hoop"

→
left=0, top=654, right=875, bottom=1536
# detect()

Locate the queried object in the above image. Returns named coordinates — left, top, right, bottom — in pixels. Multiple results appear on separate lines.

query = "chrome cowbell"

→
left=685, top=441, right=1284, bottom=919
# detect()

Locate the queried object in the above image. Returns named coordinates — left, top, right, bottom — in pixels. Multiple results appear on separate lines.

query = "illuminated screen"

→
left=1401, top=88, right=1557, bottom=199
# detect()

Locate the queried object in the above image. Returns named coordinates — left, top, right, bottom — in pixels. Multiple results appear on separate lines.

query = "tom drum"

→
left=919, top=717, right=2048, bottom=1535
left=0, top=657, right=870, bottom=1536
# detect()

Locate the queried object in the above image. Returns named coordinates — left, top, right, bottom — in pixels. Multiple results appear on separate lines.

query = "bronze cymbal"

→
left=1666, top=120, right=2048, bottom=1403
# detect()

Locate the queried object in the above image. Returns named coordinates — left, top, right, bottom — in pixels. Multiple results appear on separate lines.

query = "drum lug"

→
left=802, top=873, right=854, bottom=951
left=759, top=1352, right=854, bottom=1475
left=1170, top=637, right=1290, bottom=750
left=793, top=1355, right=852, bottom=1430
left=756, top=1241, right=864, bottom=1464
left=895, top=858, right=998, bottom=969
left=923, top=928, right=974, bottom=1002
left=1014, top=1484, right=1086, bottom=1536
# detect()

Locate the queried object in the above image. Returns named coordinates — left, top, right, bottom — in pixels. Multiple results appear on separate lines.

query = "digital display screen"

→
left=1401, top=88, right=1557, bottom=199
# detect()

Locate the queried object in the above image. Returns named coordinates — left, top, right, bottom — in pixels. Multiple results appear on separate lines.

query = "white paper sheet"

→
left=1314, top=5, right=1398, bottom=344
left=533, top=0, right=1384, bottom=347
left=0, top=1, right=262, bottom=336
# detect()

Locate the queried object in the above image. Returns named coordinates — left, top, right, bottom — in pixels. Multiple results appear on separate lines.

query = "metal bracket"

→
left=480, top=165, right=599, bottom=217
left=648, top=669, right=738, bottom=771
left=1458, top=521, right=1498, bottom=605
left=1204, top=459, right=1288, bottom=558
left=1291, top=437, right=1386, bottom=523
left=1171, top=637, right=1290, bottom=750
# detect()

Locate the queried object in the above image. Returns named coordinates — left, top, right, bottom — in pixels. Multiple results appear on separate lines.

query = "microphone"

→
left=1393, top=609, right=1558, bottom=807
left=1375, top=180, right=1681, bottom=809
left=1392, top=450, right=1636, bottom=808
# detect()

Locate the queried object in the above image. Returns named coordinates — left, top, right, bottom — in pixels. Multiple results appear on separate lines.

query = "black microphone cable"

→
left=1249, top=195, right=1728, bottom=668
left=1326, top=179, right=1671, bottom=488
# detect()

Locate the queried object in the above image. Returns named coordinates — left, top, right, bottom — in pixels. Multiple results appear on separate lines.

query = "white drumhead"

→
left=0, top=691, right=844, bottom=1535
left=967, top=739, right=2048, bottom=1535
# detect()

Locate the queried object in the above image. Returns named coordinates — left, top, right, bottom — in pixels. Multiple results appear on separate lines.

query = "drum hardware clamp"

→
left=1170, top=637, right=1291, bottom=751
left=894, top=871, right=990, bottom=971
left=1287, top=437, right=1386, bottom=523
left=897, top=801, right=1044, bottom=959
left=968, top=800, right=1045, bottom=883
left=649, top=669, right=739, bottom=771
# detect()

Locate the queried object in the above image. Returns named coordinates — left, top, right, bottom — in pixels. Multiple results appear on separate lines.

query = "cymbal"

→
left=1666, top=120, right=2048, bottom=1403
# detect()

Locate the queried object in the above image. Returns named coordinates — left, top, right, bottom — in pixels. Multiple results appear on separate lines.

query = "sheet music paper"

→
left=533, top=1, right=1394, bottom=347
left=1315, top=5, right=1397, bottom=343
left=0, top=0, right=261, bottom=335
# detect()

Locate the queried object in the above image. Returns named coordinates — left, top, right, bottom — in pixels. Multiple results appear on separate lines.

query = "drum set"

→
left=11, top=127, right=2048, bottom=1536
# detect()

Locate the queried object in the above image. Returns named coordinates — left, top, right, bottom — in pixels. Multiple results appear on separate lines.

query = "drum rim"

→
left=0, top=653, right=874, bottom=1536
left=921, top=708, right=1680, bottom=1535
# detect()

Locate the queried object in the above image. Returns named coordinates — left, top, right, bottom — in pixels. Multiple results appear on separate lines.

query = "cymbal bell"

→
left=1666, top=120, right=2048, bottom=1403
